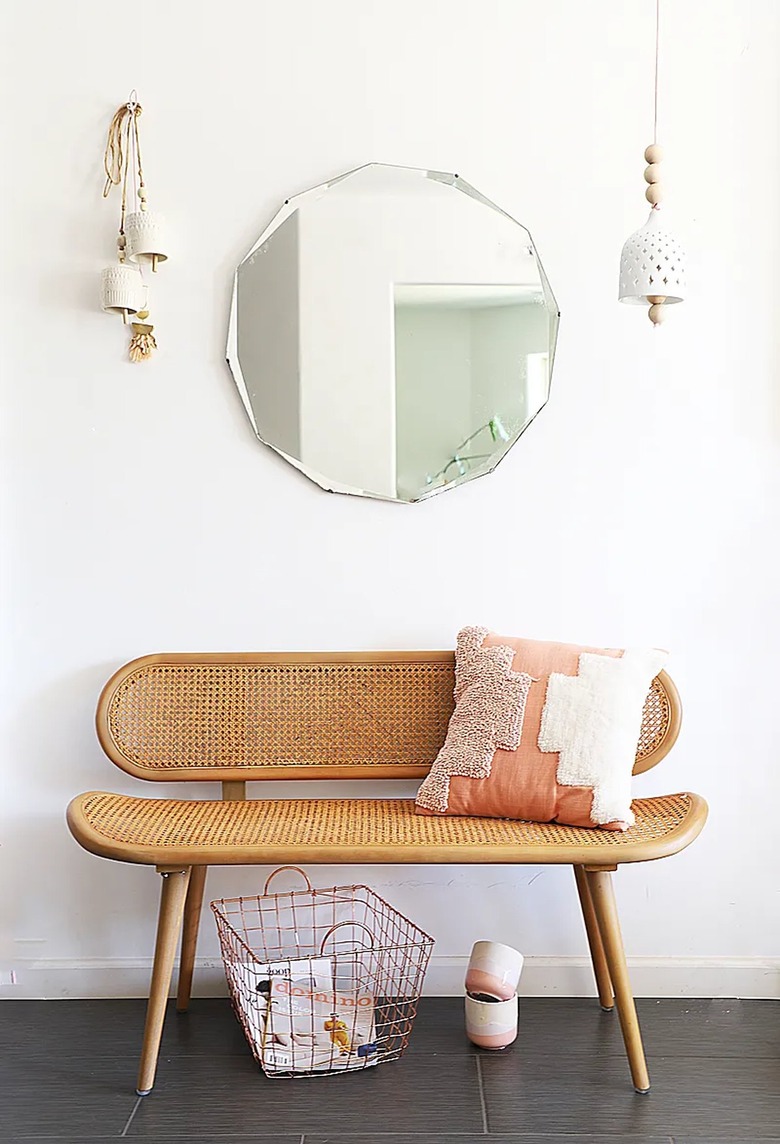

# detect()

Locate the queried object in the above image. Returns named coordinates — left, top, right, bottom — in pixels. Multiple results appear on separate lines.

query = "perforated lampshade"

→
left=619, top=208, right=687, bottom=305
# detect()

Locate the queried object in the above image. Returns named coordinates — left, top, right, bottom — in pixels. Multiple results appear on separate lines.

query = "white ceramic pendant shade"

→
left=125, top=209, right=169, bottom=267
left=100, top=263, right=146, bottom=319
left=619, top=208, right=686, bottom=306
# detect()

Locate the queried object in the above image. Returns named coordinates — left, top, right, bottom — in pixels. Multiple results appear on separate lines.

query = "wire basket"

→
left=211, top=866, right=435, bottom=1078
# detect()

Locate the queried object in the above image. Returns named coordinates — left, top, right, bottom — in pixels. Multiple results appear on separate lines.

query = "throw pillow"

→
left=415, top=626, right=667, bottom=831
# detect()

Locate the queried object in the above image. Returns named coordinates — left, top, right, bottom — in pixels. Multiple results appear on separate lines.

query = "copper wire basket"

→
left=211, top=866, right=435, bottom=1078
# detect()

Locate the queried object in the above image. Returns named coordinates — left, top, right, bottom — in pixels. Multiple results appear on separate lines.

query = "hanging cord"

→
left=127, top=101, right=137, bottom=215
left=103, top=97, right=143, bottom=198
left=102, top=95, right=144, bottom=251
left=653, top=0, right=660, bottom=143
left=131, top=103, right=147, bottom=203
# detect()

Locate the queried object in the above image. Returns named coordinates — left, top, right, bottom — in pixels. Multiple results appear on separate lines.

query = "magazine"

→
left=261, top=975, right=379, bottom=1074
left=233, top=955, right=380, bottom=1074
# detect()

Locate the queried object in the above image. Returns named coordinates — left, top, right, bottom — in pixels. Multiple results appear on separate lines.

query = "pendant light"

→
left=619, top=0, right=687, bottom=325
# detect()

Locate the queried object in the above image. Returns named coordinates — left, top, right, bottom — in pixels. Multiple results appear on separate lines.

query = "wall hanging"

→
left=100, top=92, right=169, bottom=361
left=618, top=0, right=687, bottom=325
left=227, top=163, right=559, bottom=503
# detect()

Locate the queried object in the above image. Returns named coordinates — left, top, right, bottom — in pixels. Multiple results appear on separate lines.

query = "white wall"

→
left=2, top=0, right=779, bottom=1000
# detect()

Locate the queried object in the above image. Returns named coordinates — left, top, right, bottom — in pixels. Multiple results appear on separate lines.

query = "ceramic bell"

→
left=618, top=207, right=687, bottom=313
left=100, top=264, right=146, bottom=322
left=125, top=210, right=169, bottom=271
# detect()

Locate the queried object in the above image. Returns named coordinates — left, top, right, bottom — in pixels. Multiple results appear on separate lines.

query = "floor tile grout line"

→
left=475, top=1053, right=489, bottom=1135
left=120, top=1094, right=143, bottom=1137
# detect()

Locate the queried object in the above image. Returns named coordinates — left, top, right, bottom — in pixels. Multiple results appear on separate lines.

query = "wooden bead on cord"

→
left=648, top=295, right=667, bottom=326
left=643, top=144, right=663, bottom=206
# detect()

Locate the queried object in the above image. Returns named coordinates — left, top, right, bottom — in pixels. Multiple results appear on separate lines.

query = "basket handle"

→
left=319, top=920, right=376, bottom=955
left=262, top=865, right=314, bottom=896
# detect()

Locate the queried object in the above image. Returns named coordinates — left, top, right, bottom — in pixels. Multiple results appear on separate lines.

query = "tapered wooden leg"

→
left=136, top=867, right=191, bottom=1096
left=574, top=865, right=614, bottom=1011
left=587, top=869, right=650, bottom=1093
left=176, top=865, right=207, bottom=1013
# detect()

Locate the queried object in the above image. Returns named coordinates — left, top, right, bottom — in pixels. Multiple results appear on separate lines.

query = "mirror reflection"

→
left=227, top=164, right=559, bottom=503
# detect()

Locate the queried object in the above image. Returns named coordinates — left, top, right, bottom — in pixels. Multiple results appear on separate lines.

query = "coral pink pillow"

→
left=415, top=626, right=667, bottom=831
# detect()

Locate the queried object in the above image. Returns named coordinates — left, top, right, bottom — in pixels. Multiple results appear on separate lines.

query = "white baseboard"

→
left=2, top=955, right=778, bottom=1000
left=425, top=955, right=780, bottom=999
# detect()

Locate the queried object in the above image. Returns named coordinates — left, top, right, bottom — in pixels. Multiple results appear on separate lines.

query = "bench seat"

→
left=68, top=790, right=705, bottom=868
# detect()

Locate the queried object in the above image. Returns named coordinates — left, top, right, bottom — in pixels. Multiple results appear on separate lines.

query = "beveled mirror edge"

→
left=225, top=275, right=256, bottom=431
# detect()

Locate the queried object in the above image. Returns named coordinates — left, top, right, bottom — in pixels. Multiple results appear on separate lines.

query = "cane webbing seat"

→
left=65, top=650, right=707, bottom=1098
left=69, top=791, right=704, bottom=868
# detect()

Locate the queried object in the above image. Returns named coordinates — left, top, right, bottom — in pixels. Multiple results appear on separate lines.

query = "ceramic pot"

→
left=465, top=940, right=524, bottom=1002
left=464, top=992, right=518, bottom=1050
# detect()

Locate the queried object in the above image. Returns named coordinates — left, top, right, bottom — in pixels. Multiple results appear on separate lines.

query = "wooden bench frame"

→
left=66, top=651, right=707, bottom=1097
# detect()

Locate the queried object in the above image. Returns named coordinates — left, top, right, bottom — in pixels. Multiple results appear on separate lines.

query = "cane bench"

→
left=66, top=651, right=707, bottom=1096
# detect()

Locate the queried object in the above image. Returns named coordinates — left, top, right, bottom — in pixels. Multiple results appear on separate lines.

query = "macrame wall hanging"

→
left=100, top=92, right=169, bottom=361
left=618, top=0, right=687, bottom=326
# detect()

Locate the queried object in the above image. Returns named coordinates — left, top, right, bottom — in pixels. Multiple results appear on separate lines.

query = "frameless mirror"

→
left=227, top=163, right=559, bottom=503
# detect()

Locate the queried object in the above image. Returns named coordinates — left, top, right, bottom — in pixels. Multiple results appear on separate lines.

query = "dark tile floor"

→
left=0, top=997, right=778, bottom=1142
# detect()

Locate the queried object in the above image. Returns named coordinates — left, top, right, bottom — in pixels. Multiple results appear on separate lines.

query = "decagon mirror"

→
left=227, top=163, right=559, bottom=503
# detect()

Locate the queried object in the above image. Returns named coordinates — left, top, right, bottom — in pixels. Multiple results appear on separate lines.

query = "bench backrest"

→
left=97, top=652, right=681, bottom=784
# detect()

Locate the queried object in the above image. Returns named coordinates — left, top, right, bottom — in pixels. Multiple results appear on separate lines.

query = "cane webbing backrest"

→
left=96, top=653, right=680, bottom=783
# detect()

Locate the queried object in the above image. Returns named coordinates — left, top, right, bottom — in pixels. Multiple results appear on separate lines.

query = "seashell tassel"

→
left=129, top=322, right=157, bottom=363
